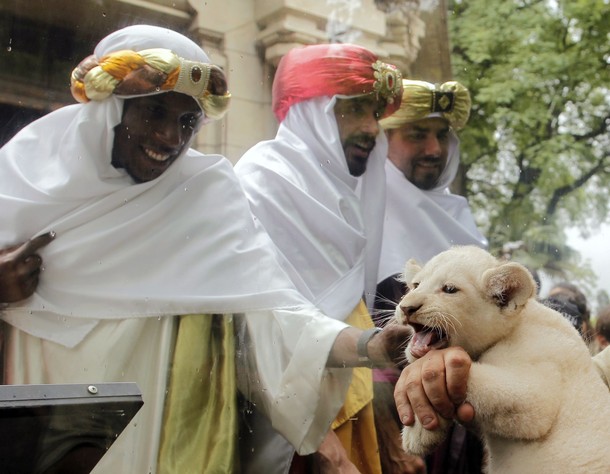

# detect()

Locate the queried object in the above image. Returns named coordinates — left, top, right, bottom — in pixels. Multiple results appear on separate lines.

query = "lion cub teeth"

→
left=409, top=328, right=448, bottom=358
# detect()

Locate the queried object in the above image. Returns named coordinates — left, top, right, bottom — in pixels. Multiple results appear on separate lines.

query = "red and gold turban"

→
left=272, top=43, right=403, bottom=122
left=380, top=79, right=471, bottom=131
left=70, top=48, right=231, bottom=120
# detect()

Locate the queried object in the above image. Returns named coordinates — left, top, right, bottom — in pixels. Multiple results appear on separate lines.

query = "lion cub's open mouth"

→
left=409, top=323, right=449, bottom=359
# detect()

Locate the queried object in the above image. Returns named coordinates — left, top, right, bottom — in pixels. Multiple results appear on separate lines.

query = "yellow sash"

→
left=158, top=314, right=237, bottom=473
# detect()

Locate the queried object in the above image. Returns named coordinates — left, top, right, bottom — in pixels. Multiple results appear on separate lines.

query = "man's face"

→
left=386, top=117, right=450, bottom=190
left=333, top=96, right=386, bottom=177
left=112, top=92, right=203, bottom=183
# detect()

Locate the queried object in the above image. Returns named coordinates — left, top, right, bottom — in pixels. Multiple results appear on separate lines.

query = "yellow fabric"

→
left=331, top=300, right=382, bottom=474
left=158, top=314, right=237, bottom=474
left=334, top=402, right=381, bottom=474
left=379, top=79, right=471, bottom=131
left=100, top=49, right=146, bottom=78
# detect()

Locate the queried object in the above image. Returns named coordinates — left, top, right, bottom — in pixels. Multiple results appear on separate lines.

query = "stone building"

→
left=0, top=0, right=452, bottom=162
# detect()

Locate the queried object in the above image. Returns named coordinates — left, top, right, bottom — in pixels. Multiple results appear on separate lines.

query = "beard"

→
left=343, top=134, right=376, bottom=177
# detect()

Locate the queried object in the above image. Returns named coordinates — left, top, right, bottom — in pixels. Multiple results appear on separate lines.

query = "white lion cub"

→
left=396, top=245, right=610, bottom=473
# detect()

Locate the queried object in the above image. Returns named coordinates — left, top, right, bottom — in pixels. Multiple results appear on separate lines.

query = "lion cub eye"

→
left=410, top=282, right=419, bottom=290
left=442, top=284, right=458, bottom=294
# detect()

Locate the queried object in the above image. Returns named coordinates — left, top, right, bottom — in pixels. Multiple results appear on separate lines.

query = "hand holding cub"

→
left=395, top=347, right=473, bottom=429
left=394, top=347, right=474, bottom=455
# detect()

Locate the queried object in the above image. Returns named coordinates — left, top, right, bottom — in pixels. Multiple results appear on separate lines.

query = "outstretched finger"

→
left=18, top=231, right=55, bottom=258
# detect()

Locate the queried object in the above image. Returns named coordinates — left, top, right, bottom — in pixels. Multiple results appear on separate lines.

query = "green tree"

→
left=448, top=0, right=610, bottom=282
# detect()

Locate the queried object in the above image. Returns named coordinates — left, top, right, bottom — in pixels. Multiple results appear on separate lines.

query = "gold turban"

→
left=70, top=48, right=231, bottom=121
left=380, top=80, right=471, bottom=131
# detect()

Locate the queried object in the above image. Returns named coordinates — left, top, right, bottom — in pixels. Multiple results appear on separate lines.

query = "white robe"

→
left=235, top=95, right=387, bottom=473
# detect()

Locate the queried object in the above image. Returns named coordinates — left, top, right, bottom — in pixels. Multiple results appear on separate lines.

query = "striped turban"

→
left=70, top=27, right=230, bottom=121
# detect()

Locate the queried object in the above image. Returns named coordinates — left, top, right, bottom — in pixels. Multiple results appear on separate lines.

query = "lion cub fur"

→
left=396, top=245, right=610, bottom=473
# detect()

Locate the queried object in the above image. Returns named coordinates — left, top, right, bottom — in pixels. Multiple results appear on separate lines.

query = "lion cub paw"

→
left=401, top=421, right=449, bottom=456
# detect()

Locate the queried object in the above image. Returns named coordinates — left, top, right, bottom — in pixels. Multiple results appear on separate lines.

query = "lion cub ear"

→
left=399, top=258, right=422, bottom=284
left=482, top=262, right=536, bottom=312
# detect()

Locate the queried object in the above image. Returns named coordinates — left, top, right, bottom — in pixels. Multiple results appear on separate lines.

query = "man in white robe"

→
left=235, top=43, right=405, bottom=473
left=0, top=25, right=405, bottom=473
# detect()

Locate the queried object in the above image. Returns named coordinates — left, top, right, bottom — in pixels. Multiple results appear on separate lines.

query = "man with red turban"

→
left=236, top=43, right=405, bottom=473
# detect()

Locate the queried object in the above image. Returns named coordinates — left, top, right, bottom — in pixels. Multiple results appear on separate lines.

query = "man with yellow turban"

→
left=374, top=79, right=488, bottom=474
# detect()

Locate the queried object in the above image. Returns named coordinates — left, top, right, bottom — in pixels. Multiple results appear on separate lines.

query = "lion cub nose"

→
left=401, top=304, right=422, bottom=319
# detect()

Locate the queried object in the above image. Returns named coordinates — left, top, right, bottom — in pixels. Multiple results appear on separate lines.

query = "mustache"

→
left=416, top=155, right=442, bottom=165
left=345, top=134, right=377, bottom=150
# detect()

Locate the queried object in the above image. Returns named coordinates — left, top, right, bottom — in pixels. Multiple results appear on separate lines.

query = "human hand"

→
left=367, top=322, right=413, bottom=368
left=313, top=430, right=361, bottom=473
left=394, top=347, right=474, bottom=430
left=0, top=232, right=55, bottom=303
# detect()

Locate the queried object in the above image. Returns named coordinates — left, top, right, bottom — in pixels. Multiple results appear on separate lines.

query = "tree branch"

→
left=546, top=157, right=607, bottom=215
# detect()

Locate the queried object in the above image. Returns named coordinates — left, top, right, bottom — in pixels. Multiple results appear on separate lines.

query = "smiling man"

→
left=111, top=93, right=204, bottom=182
left=235, top=44, right=404, bottom=473
left=387, top=116, right=450, bottom=189
left=376, top=79, right=487, bottom=301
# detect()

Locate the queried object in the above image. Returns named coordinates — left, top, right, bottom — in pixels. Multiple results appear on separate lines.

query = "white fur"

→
left=396, top=245, right=610, bottom=473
